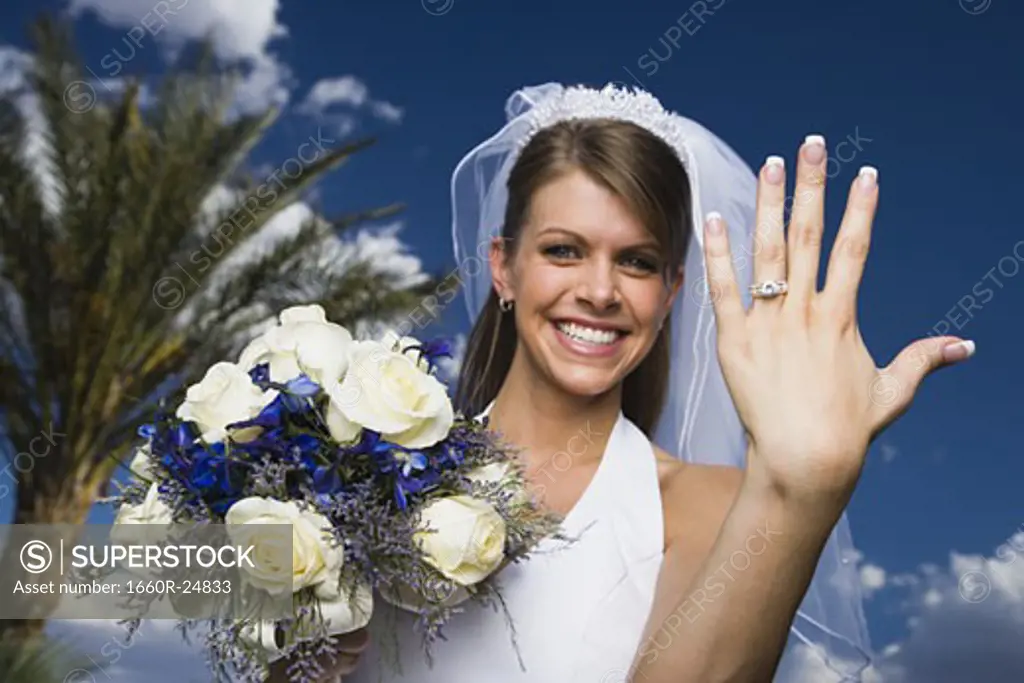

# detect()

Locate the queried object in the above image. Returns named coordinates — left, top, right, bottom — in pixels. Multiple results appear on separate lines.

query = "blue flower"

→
left=310, top=465, right=341, bottom=494
left=394, top=468, right=442, bottom=510
left=401, top=451, right=428, bottom=478
left=404, top=337, right=454, bottom=374
left=147, top=417, right=249, bottom=514
left=248, top=362, right=271, bottom=386
left=436, top=441, right=466, bottom=468
left=355, top=436, right=446, bottom=510
left=227, top=382, right=314, bottom=433
left=338, top=429, right=393, bottom=459
left=231, top=426, right=285, bottom=454
left=284, top=374, right=321, bottom=398
left=290, top=433, right=321, bottom=458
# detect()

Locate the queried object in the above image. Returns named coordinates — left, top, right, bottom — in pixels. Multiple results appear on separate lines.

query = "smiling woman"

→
left=455, top=116, right=691, bottom=433
left=335, top=82, right=974, bottom=683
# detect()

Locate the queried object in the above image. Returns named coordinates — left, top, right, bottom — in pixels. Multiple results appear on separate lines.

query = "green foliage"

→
left=0, top=15, right=439, bottom=519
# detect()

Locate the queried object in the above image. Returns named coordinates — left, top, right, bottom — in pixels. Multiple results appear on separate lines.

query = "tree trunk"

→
left=0, top=477, right=98, bottom=646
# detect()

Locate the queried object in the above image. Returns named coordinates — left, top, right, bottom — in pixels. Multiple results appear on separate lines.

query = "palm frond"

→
left=0, top=14, right=434, bottom=508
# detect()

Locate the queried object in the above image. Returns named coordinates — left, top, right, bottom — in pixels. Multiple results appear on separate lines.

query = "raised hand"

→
left=702, top=135, right=975, bottom=505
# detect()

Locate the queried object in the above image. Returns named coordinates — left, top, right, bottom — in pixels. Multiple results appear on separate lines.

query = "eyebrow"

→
left=536, top=226, right=661, bottom=251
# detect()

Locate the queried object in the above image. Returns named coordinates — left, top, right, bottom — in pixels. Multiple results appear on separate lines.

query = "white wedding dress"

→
left=348, top=403, right=665, bottom=682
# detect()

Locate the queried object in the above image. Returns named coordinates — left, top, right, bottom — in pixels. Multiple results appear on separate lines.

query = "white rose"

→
left=328, top=340, right=454, bottom=449
left=467, top=462, right=532, bottom=507
left=239, top=582, right=374, bottom=660
left=467, top=462, right=511, bottom=486
left=176, top=362, right=276, bottom=444
left=323, top=388, right=362, bottom=443
left=113, top=483, right=174, bottom=526
left=381, top=329, right=430, bottom=373
left=414, top=495, right=506, bottom=586
left=237, top=331, right=301, bottom=384
left=225, top=497, right=344, bottom=597
left=128, top=443, right=155, bottom=481
left=293, top=322, right=353, bottom=388
left=111, top=484, right=174, bottom=549
left=238, top=306, right=353, bottom=386
left=279, top=304, right=328, bottom=325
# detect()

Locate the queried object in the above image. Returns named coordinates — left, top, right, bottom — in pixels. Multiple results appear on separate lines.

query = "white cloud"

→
left=436, top=332, right=467, bottom=383
left=371, top=99, right=404, bottom=123
left=68, top=0, right=287, bottom=61
left=784, top=532, right=1024, bottom=682
left=866, top=528, right=1024, bottom=682
left=297, top=75, right=405, bottom=135
left=67, top=0, right=292, bottom=113
left=860, top=563, right=888, bottom=598
left=333, top=113, right=359, bottom=137
left=177, top=185, right=429, bottom=346
left=299, top=75, right=369, bottom=110
left=207, top=206, right=426, bottom=292
left=230, top=52, right=292, bottom=115
left=65, top=3, right=403, bottom=123
left=879, top=442, right=899, bottom=463
left=0, top=46, right=32, bottom=92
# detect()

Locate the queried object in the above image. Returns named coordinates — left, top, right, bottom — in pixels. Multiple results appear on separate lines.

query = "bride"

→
left=269, top=82, right=975, bottom=682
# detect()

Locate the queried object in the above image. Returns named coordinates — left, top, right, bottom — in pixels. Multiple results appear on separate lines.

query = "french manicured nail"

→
left=858, top=165, right=878, bottom=190
left=942, top=339, right=976, bottom=363
left=764, top=156, right=785, bottom=185
left=706, top=211, right=724, bottom=234
left=803, top=134, right=826, bottom=163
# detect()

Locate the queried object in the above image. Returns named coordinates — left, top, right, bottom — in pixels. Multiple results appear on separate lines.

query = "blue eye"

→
left=623, top=256, right=659, bottom=273
left=542, top=244, right=658, bottom=273
left=543, top=244, right=578, bottom=259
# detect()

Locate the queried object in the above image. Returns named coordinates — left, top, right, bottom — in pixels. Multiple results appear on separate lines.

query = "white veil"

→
left=450, top=82, right=873, bottom=680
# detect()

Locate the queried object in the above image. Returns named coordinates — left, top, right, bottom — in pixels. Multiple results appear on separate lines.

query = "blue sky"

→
left=1, top=0, right=1022, bottom=680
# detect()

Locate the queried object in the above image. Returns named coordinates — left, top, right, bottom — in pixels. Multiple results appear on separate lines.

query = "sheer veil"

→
left=450, top=82, right=873, bottom=680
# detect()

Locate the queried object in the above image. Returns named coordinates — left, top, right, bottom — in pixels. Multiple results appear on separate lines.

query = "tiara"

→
left=515, top=82, right=691, bottom=169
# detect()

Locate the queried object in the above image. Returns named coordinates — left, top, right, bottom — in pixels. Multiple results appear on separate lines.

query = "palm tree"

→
left=0, top=17, right=441, bottom=642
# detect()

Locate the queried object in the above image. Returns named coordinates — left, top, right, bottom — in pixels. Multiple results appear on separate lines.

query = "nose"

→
left=575, top=257, right=621, bottom=311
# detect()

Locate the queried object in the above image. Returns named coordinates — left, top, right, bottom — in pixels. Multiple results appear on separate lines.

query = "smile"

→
left=555, top=321, right=622, bottom=345
left=551, top=321, right=630, bottom=359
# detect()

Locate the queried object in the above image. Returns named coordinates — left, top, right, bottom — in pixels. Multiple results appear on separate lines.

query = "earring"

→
left=499, top=297, right=514, bottom=312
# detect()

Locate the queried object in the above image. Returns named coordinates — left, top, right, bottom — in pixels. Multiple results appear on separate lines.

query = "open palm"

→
left=702, top=136, right=974, bottom=501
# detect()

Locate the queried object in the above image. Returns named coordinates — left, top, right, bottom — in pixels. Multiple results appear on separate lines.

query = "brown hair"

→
left=453, top=118, right=693, bottom=436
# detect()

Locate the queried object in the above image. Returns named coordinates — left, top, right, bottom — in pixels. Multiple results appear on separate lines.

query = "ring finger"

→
left=752, top=155, right=788, bottom=291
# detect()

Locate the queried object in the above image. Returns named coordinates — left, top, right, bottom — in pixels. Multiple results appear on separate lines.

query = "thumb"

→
left=873, top=335, right=976, bottom=427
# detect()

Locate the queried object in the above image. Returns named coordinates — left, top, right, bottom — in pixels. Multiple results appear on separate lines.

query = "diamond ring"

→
left=749, top=280, right=789, bottom=299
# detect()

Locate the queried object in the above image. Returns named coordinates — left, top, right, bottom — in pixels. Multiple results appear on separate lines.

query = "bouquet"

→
left=107, top=305, right=563, bottom=682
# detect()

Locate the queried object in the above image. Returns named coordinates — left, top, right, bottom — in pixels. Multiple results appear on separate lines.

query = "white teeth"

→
left=555, top=322, right=620, bottom=345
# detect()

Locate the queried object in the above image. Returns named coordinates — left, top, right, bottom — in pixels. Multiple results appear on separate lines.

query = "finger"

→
left=822, top=166, right=879, bottom=321
left=702, top=211, right=745, bottom=338
left=786, top=134, right=829, bottom=304
left=752, top=155, right=788, bottom=286
left=871, top=336, right=976, bottom=430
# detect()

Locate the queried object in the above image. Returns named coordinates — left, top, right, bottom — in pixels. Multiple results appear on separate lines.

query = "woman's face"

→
left=492, top=168, right=683, bottom=398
